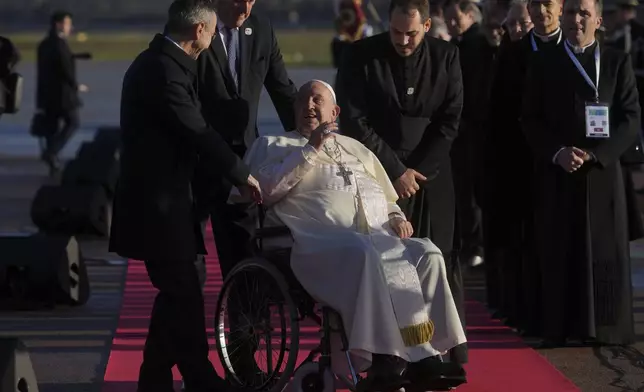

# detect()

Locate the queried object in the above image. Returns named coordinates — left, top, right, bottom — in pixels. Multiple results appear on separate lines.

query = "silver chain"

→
left=322, top=139, right=344, bottom=164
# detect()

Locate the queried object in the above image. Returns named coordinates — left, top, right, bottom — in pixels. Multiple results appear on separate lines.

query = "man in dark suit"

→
left=109, top=1, right=261, bottom=391
left=336, top=0, right=468, bottom=368
left=0, top=35, right=20, bottom=119
left=195, top=0, right=298, bottom=279
left=36, top=11, right=88, bottom=175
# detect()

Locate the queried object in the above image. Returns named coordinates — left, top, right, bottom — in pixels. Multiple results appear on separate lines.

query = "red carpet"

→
left=102, top=224, right=579, bottom=392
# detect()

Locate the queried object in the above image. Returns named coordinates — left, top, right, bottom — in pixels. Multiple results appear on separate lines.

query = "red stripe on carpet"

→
left=102, top=225, right=579, bottom=392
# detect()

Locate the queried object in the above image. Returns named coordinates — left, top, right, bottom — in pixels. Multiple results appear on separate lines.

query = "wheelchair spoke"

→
left=215, top=259, right=300, bottom=392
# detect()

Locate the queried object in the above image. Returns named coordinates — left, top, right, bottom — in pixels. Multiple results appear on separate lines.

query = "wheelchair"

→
left=213, top=206, right=461, bottom=392
left=213, top=206, right=361, bottom=392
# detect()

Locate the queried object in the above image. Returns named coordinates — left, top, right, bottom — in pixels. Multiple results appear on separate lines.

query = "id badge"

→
left=585, top=102, right=610, bottom=138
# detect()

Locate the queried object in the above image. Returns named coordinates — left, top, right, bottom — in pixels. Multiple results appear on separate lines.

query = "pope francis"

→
left=236, top=80, right=467, bottom=390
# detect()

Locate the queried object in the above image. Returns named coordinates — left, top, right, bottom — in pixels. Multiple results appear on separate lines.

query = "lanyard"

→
left=530, top=29, right=562, bottom=52
left=564, top=41, right=600, bottom=102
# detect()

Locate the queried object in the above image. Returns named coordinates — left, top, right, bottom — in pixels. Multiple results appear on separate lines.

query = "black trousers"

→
left=42, top=109, right=79, bottom=159
left=139, top=260, right=222, bottom=392
left=451, top=123, right=484, bottom=259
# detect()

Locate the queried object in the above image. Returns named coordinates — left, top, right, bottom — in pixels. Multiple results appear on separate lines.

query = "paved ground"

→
left=0, top=158, right=126, bottom=392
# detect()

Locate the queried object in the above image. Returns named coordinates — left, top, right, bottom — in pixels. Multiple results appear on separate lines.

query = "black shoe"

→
left=357, top=354, right=410, bottom=392
left=405, top=356, right=467, bottom=391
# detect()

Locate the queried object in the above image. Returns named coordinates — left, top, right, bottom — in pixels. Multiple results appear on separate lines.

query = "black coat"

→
left=109, top=35, right=250, bottom=263
left=522, top=42, right=640, bottom=343
left=197, top=13, right=297, bottom=147
left=484, top=30, right=562, bottom=245
left=36, top=32, right=80, bottom=113
left=336, top=32, right=463, bottom=253
left=194, top=13, right=297, bottom=218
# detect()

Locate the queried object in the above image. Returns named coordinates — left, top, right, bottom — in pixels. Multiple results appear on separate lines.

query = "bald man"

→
left=234, top=80, right=467, bottom=391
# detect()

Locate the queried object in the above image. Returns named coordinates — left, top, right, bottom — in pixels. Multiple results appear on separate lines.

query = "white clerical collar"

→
left=533, top=26, right=561, bottom=42
left=565, top=39, right=596, bottom=54
left=164, top=35, right=185, bottom=52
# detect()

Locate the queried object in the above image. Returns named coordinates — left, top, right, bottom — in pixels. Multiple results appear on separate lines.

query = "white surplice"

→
left=233, top=131, right=466, bottom=371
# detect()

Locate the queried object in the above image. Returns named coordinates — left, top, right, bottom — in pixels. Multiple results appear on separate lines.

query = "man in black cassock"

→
left=483, top=0, right=563, bottom=334
left=336, top=0, right=468, bottom=365
left=522, top=0, right=639, bottom=346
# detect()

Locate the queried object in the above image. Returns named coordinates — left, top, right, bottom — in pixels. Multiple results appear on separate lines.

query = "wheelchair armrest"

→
left=254, top=226, right=292, bottom=239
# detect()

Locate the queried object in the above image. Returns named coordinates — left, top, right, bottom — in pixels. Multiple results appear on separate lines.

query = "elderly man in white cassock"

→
left=236, top=80, right=467, bottom=391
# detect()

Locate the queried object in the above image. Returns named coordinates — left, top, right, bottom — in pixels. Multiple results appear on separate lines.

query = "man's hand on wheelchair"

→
left=389, top=216, right=413, bottom=238
left=238, top=174, right=263, bottom=204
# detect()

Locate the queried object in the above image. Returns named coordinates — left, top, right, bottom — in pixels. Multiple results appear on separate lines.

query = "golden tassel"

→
left=400, top=320, right=435, bottom=347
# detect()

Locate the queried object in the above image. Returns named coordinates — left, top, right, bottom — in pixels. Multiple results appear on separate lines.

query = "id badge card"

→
left=585, top=102, right=610, bottom=138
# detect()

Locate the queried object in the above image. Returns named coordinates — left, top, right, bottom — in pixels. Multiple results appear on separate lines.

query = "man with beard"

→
left=522, top=0, right=639, bottom=346
left=336, top=0, right=468, bottom=365
left=482, top=0, right=563, bottom=336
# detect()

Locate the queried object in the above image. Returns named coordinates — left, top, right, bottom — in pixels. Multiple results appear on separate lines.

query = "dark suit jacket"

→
left=36, top=32, right=80, bottom=113
left=194, top=13, right=297, bottom=219
left=109, top=34, right=250, bottom=263
left=197, top=13, right=297, bottom=147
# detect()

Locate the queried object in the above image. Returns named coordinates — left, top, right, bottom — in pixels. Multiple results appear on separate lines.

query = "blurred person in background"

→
left=604, top=1, right=644, bottom=108
left=34, top=10, right=89, bottom=176
left=332, top=0, right=375, bottom=68
left=428, top=16, right=452, bottom=40
left=444, top=0, right=485, bottom=269
left=603, top=0, right=644, bottom=242
left=504, top=0, right=534, bottom=42
left=428, top=0, right=452, bottom=40
left=0, top=36, right=21, bottom=119
left=483, top=0, right=563, bottom=337
left=444, top=0, right=483, bottom=42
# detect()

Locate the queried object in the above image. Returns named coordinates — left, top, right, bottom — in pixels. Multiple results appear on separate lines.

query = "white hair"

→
left=166, top=0, right=217, bottom=34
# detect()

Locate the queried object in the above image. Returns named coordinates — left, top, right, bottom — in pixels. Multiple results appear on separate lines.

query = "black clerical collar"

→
left=532, top=27, right=561, bottom=42
left=565, top=39, right=596, bottom=54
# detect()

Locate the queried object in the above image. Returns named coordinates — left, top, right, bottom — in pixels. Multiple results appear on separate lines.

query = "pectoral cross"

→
left=337, top=164, right=353, bottom=186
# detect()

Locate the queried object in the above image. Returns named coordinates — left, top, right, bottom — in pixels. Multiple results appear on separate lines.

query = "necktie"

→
left=224, top=27, right=239, bottom=90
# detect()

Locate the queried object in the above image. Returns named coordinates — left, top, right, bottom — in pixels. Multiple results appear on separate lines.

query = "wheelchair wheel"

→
left=292, top=362, right=336, bottom=392
left=215, top=257, right=300, bottom=391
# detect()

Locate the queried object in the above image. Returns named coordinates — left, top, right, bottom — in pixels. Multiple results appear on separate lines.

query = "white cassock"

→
left=232, top=131, right=466, bottom=371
